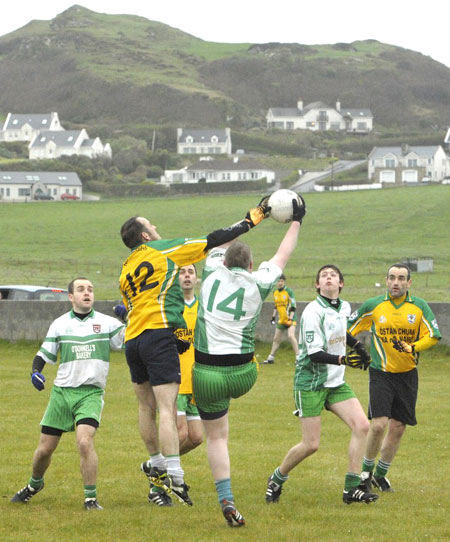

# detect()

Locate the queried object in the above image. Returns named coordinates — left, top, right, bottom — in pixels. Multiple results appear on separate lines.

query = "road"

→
left=290, top=159, right=366, bottom=192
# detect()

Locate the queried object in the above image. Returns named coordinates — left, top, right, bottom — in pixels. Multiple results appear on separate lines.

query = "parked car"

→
left=34, top=193, right=54, bottom=200
left=61, top=193, right=80, bottom=200
left=0, top=285, right=68, bottom=301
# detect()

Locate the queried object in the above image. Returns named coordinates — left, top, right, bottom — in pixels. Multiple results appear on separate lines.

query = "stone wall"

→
left=1, top=301, right=448, bottom=345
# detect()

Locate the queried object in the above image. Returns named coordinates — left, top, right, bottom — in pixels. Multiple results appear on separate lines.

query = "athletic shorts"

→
left=125, top=328, right=181, bottom=386
left=40, top=385, right=104, bottom=432
left=192, top=359, right=258, bottom=420
left=293, top=382, right=356, bottom=418
left=368, top=367, right=418, bottom=426
left=177, top=393, right=200, bottom=420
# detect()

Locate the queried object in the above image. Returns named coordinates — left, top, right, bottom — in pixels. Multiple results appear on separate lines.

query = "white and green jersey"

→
left=38, top=309, right=125, bottom=390
left=294, top=296, right=351, bottom=391
left=194, top=247, right=282, bottom=355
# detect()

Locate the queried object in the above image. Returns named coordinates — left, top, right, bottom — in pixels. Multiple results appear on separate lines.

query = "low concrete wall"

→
left=0, top=300, right=448, bottom=345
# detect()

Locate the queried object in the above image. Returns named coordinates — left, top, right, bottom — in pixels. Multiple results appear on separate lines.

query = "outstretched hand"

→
left=245, top=195, right=271, bottom=228
left=292, top=195, right=306, bottom=224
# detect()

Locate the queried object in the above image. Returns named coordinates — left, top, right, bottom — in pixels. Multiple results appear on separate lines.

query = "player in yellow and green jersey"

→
left=264, top=274, right=299, bottom=364
left=119, top=201, right=269, bottom=507
left=348, top=263, right=441, bottom=493
left=175, top=264, right=203, bottom=455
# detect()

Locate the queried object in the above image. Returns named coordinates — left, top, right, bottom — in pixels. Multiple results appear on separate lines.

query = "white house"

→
left=0, top=171, right=82, bottom=202
left=0, top=112, right=64, bottom=142
left=177, top=128, right=232, bottom=155
left=444, top=128, right=450, bottom=149
left=368, top=145, right=449, bottom=183
left=29, top=129, right=112, bottom=160
left=162, top=156, right=275, bottom=184
left=266, top=99, right=373, bottom=133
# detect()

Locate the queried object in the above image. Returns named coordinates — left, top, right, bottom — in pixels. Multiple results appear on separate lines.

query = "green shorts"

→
left=40, top=385, right=105, bottom=432
left=294, top=382, right=356, bottom=418
left=177, top=393, right=200, bottom=419
left=192, top=361, right=258, bottom=416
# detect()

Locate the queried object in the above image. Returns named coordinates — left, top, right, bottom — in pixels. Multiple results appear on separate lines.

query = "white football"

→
left=268, top=189, right=302, bottom=223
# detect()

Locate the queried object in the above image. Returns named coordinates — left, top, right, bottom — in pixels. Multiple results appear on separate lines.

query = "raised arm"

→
left=268, top=198, right=305, bottom=271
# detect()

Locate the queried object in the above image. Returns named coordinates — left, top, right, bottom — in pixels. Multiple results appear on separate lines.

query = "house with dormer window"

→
left=29, top=129, right=112, bottom=160
left=0, top=112, right=64, bottom=142
left=266, top=99, right=373, bottom=133
left=177, top=128, right=232, bottom=155
left=368, top=145, right=449, bottom=183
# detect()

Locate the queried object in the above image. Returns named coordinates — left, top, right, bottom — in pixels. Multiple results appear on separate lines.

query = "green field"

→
left=1, top=185, right=449, bottom=301
left=2, top=340, right=449, bottom=542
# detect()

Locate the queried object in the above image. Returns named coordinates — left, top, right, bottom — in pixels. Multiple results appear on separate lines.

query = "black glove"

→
left=341, top=350, right=370, bottom=370
left=353, top=341, right=371, bottom=368
left=270, top=316, right=276, bottom=325
left=392, top=339, right=414, bottom=354
left=175, top=337, right=191, bottom=355
left=292, top=195, right=306, bottom=224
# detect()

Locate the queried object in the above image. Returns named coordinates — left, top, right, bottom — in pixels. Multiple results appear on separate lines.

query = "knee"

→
left=303, top=440, right=320, bottom=456
left=77, top=436, right=94, bottom=456
left=371, top=418, right=388, bottom=436
left=190, top=433, right=203, bottom=448
left=178, top=425, right=188, bottom=444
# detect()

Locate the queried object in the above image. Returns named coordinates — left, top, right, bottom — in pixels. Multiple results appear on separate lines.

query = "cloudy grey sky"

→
left=1, top=1, right=448, bottom=68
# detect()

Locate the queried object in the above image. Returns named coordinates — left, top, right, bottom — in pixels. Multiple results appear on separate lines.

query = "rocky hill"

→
left=1, top=4, right=449, bottom=132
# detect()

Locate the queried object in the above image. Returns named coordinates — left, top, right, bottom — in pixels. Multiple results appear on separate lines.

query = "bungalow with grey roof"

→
left=266, top=99, right=373, bottom=133
left=162, top=156, right=274, bottom=184
left=177, top=128, right=232, bottom=155
left=0, top=171, right=82, bottom=202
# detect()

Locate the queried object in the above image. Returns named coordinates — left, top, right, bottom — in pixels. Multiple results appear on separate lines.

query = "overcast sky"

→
left=1, top=0, right=449, bottom=68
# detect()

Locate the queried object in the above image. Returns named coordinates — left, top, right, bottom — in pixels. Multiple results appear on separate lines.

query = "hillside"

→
left=0, top=5, right=450, bottom=131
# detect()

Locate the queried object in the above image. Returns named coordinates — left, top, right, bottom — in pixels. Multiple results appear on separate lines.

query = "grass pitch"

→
left=0, top=184, right=449, bottom=302
left=1, top=340, right=450, bottom=542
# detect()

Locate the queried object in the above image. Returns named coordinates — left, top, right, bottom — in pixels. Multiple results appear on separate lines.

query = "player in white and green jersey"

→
left=266, top=265, right=379, bottom=506
left=120, top=202, right=269, bottom=507
left=11, top=278, right=125, bottom=511
left=193, top=196, right=304, bottom=527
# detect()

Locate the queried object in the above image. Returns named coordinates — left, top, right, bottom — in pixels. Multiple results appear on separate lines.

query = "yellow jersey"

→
left=175, top=296, right=198, bottom=394
left=119, top=237, right=207, bottom=341
left=274, top=286, right=296, bottom=325
left=348, top=292, right=441, bottom=373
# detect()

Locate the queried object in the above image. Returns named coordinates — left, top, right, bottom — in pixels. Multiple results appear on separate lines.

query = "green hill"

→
left=0, top=4, right=449, bottom=131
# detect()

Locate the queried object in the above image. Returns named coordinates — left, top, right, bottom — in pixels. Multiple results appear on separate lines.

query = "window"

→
left=385, top=159, right=395, bottom=168
left=18, top=188, right=31, bottom=196
left=286, top=122, right=294, bottom=129
left=6, top=188, right=10, bottom=196
left=357, top=122, right=367, bottom=130
left=407, top=159, right=417, bottom=167
left=12, top=119, right=18, bottom=125
left=306, top=121, right=315, bottom=127
left=330, top=122, right=340, bottom=130
left=42, top=119, right=47, bottom=125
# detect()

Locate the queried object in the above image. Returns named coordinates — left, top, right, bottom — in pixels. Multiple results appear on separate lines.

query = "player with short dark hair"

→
left=265, top=265, right=378, bottom=506
left=11, top=278, right=125, bottom=510
left=348, top=263, right=441, bottom=493
left=193, top=198, right=304, bottom=527
left=264, top=273, right=299, bottom=364
left=119, top=201, right=270, bottom=506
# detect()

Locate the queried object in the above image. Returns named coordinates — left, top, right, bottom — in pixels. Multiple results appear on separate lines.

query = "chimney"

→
left=297, top=99, right=303, bottom=111
left=401, top=143, right=409, bottom=155
left=336, top=100, right=341, bottom=111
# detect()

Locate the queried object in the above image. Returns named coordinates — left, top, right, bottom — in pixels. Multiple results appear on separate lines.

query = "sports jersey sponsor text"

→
left=72, top=344, right=96, bottom=359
